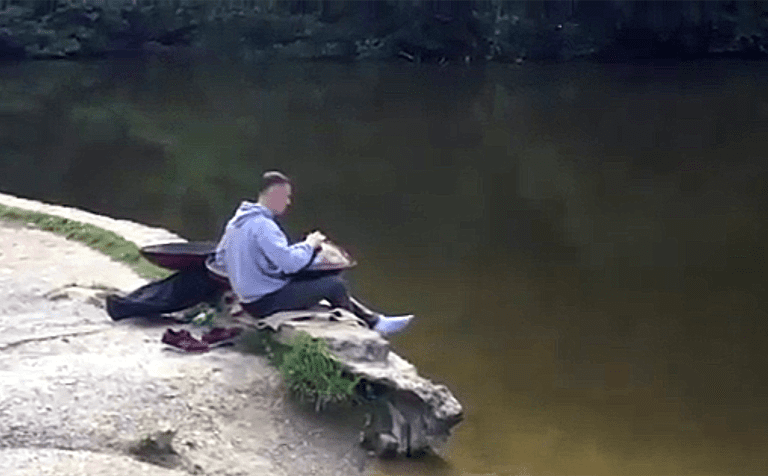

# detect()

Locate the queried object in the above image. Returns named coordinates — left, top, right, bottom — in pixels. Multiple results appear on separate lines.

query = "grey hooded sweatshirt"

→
left=214, top=201, right=315, bottom=304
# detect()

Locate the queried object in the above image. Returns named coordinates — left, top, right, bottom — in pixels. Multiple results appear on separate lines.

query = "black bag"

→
left=106, top=269, right=221, bottom=320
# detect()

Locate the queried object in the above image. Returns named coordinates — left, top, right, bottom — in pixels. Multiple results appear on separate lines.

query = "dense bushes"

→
left=2, top=1, right=767, bottom=62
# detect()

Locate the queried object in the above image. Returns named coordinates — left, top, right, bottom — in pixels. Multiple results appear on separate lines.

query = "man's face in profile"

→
left=264, top=183, right=292, bottom=215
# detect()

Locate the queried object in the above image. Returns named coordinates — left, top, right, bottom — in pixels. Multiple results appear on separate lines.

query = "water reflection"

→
left=1, top=58, right=767, bottom=475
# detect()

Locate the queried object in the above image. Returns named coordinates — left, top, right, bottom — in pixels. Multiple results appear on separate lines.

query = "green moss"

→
left=242, top=330, right=360, bottom=410
left=0, top=203, right=171, bottom=280
left=277, top=332, right=360, bottom=411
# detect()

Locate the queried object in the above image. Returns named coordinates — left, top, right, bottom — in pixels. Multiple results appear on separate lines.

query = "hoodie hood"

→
left=226, top=201, right=273, bottom=229
left=215, top=201, right=274, bottom=263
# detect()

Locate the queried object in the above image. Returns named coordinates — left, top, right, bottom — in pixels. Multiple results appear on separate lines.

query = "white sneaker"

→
left=373, top=314, right=414, bottom=336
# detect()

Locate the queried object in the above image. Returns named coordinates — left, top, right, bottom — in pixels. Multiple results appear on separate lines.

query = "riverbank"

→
left=0, top=192, right=368, bottom=476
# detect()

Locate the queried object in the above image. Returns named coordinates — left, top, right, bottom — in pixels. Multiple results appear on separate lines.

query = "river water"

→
left=1, top=57, right=767, bottom=475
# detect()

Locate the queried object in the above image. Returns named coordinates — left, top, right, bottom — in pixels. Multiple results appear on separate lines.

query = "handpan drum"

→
left=140, top=240, right=357, bottom=287
left=205, top=240, right=357, bottom=288
left=141, top=240, right=355, bottom=272
left=139, top=241, right=216, bottom=271
left=303, top=240, right=358, bottom=271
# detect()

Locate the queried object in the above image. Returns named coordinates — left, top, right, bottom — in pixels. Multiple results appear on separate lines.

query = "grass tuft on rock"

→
left=0, top=204, right=171, bottom=280
left=276, top=331, right=360, bottom=411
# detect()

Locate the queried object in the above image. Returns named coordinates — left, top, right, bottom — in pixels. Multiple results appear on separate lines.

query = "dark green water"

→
left=2, top=57, right=767, bottom=475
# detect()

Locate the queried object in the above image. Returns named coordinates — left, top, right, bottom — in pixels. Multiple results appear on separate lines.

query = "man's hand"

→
left=305, top=231, right=327, bottom=249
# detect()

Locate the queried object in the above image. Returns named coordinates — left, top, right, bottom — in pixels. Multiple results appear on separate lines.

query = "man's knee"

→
left=321, top=275, right=348, bottom=300
left=317, top=275, right=347, bottom=305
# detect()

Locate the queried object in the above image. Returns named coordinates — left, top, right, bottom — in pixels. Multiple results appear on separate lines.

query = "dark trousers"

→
left=107, top=269, right=378, bottom=327
left=241, top=274, right=353, bottom=319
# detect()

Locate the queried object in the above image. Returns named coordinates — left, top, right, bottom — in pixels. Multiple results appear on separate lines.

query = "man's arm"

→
left=253, top=220, right=316, bottom=274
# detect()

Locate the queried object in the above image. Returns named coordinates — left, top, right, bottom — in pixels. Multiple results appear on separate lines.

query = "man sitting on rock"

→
left=215, top=171, right=413, bottom=335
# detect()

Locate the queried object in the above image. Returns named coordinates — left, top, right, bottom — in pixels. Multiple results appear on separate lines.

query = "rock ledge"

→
left=254, top=308, right=464, bottom=457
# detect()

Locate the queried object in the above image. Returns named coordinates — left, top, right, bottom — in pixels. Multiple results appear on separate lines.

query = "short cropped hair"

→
left=259, top=171, right=292, bottom=194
